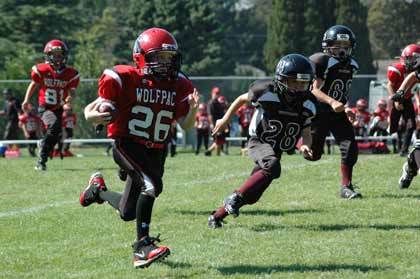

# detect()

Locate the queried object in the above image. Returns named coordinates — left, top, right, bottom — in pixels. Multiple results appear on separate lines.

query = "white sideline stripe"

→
left=0, top=155, right=381, bottom=219
left=0, top=135, right=398, bottom=145
left=0, top=201, right=74, bottom=218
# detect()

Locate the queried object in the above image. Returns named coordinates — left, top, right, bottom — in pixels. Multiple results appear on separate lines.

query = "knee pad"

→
left=119, top=212, right=136, bottom=222
left=140, top=172, right=157, bottom=198
left=340, top=140, right=358, bottom=167
left=262, top=157, right=281, bottom=179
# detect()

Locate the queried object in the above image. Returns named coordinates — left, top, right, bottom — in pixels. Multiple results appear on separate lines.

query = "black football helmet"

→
left=274, top=54, right=314, bottom=103
left=322, top=25, right=356, bottom=61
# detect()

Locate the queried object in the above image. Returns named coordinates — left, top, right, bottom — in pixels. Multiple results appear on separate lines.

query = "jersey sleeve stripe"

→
left=68, top=73, right=80, bottom=83
left=31, top=65, right=41, bottom=78
left=103, top=69, right=122, bottom=88
left=388, top=66, right=401, bottom=76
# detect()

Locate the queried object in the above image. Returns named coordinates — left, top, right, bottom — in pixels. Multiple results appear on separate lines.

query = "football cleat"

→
left=34, top=161, right=46, bottom=171
left=208, top=212, right=223, bottom=229
left=132, top=234, right=170, bottom=268
left=340, top=184, right=362, bottom=200
left=79, top=172, right=107, bottom=207
left=399, top=162, right=414, bottom=189
left=224, top=192, right=245, bottom=217
left=118, top=168, right=128, bottom=182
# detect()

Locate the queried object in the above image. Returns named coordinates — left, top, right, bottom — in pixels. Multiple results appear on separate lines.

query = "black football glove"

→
left=391, top=90, right=405, bottom=102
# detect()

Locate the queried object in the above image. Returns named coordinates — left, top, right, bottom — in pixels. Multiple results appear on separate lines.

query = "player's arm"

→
left=65, top=88, right=76, bottom=104
left=178, top=88, right=200, bottom=130
left=299, top=126, right=313, bottom=158
left=396, top=72, right=420, bottom=98
left=311, top=78, right=344, bottom=112
left=212, top=93, right=248, bottom=136
left=22, top=81, right=38, bottom=110
left=84, top=97, right=112, bottom=125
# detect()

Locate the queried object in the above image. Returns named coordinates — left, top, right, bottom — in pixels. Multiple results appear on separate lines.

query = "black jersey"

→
left=309, top=52, right=359, bottom=112
left=247, top=80, right=316, bottom=153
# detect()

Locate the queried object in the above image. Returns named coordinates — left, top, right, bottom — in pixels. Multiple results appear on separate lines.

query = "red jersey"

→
left=98, top=65, right=193, bottom=144
left=373, top=108, right=389, bottom=121
left=236, top=104, right=255, bottom=128
left=19, top=113, right=42, bottom=133
left=351, top=108, right=371, bottom=128
left=31, top=63, right=80, bottom=110
left=62, top=112, right=77, bottom=129
left=195, top=111, right=210, bottom=131
left=387, top=62, right=413, bottom=99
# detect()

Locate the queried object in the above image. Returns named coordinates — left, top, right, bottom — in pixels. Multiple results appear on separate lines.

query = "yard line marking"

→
left=0, top=201, right=75, bottom=218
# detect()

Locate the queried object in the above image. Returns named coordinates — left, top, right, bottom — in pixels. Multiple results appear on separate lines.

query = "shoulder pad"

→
left=249, top=79, right=273, bottom=94
left=309, top=52, right=329, bottom=66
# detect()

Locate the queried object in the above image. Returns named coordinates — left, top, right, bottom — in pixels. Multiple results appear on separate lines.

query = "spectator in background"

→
left=206, top=86, right=227, bottom=156
left=62, top=103, right=77, bottom=156
left=351, top=99, right=370, bottom=137
left=0, top=88, right=22, bottom=140
left=236, top=102, right=255, bottom=155
left=18, top=103, right=43, bottom=157
left=195, top=103, right=210, bottom=155
left=370, top=99, right=389, bottom=137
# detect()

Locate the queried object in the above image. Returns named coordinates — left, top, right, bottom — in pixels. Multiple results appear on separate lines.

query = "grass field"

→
left=1, top=148, right=420, bottom=279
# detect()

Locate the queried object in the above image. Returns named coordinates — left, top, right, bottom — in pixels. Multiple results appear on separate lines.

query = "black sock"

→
left=99, top=190, right=122, bottom=210
left=136, top=194, right=155, bottom=240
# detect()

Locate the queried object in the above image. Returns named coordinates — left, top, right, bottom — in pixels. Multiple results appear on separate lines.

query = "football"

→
left=98, top=99, right=118, bottom=122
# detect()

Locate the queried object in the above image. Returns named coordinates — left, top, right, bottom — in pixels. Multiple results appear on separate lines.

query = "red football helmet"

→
left=44, top=40, right=68, bottom=69
left=377, top=99, right=387, bottom=109
left=132, top=28, right=181, bottom=79
left=356, top=98, right=367, bottom=110
left=400, top=44, right=420, bottom=71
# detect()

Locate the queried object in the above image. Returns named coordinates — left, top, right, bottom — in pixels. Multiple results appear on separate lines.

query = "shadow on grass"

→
left=373, top=193, right=420, bottom=199
left=175, top=208, right=321, bottom=217
left=249, top=223, right=420, bottom=232
left=160, top=261, right=193, bottom=269
left=217, top=263, right=390, bottom=275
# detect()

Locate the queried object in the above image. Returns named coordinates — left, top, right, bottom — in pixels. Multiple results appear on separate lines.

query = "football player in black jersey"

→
left=208, top=54, right=317, bottom=228
left=397, top=59, right=420, bottom=188
left=306, top=25, right=362, bottom=199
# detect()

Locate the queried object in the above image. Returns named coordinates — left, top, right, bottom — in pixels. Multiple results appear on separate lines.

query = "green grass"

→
left=1, top=148, right=420, bottom=278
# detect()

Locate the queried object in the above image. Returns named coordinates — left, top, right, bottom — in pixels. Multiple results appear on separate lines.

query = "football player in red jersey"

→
left=61, top=103, right=76, bottom=156
left=208, top=54, right=316, bottom=228
left=195, top=103, right=210, bottom=155
left=307, top=25, right=362, bottom=199
left=18, top=104, right=43, bottom=157
left=22, top=40, right=80, bottom=170
left=80, top=28, right=199, bottom=268
left=387, top=44, right=420, bottom=156
left=351, top=99, right=370, bottom=137
left=236, top=102, right=255, bottom=155
left=394, top=46, right=420, bottom=188
left=370, top=99, right=389, bottom=137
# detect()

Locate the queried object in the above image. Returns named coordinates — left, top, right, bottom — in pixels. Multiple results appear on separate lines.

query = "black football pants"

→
left=390, top=99, right=415, bottom=154
left=306, top=111, right=358, bottom=167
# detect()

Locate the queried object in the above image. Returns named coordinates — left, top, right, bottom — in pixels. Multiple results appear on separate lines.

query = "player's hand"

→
left=394, top=101, right=404, bottom=111
left=299, top=144, right=313, bottom=158
left=86, top=102, right=112, bottom=125
left=331, top=100, right=344, bottom=112
left=21, top=101, right=30, bottom=111
left=212, top=118, right=228, bottom=136
left=24, top=131, right=30, bottom=139
left=188, top=88, right=200, bottom=109
left=65, top=96, right=72, bottom=104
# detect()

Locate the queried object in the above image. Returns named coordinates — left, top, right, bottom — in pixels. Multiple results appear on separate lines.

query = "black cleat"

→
left=340, top=184, right=362, bottom=200
left=35, top=161, right=46, bottom=171
left=79, top=172, right=107, bottom=207
left=204, top=150, right=211, bottom=156
left=132, top=234, right=170, bottom=268
left=208, top=212, right=223, bottom=229
left=399, top=162, right=414, bottom=189
left=223, top=192, right=245, bottom=217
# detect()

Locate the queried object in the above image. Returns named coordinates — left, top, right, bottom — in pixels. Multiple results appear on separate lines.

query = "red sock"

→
left=237, top=170, right=273, bottom=204
left=213, top=206, right=228, bottom=220
left=341, top=163, right=352, bottom=186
